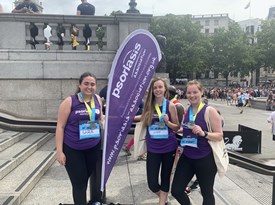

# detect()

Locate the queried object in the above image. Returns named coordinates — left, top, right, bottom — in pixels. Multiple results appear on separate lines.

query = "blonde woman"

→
left=136, top=78, right=180, bottom=205
left=171, top=80, right=223, bottom=205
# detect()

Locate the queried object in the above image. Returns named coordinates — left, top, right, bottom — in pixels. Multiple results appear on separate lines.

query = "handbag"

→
left=133, top=122, right=147, bottom=158
left=204, top=106, right=229, bottom=177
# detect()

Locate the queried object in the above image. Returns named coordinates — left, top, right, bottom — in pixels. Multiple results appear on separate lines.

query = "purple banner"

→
left=101, top=29, right=161, bottom=191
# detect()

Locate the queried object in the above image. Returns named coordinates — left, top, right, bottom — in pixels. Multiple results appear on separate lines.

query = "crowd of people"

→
left=204, top=86, right=275, bottom=113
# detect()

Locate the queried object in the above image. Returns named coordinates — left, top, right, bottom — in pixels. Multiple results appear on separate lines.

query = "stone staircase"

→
left=0, top=129, right=56, bottom=205
left=0, top=126, right=271, bottom=205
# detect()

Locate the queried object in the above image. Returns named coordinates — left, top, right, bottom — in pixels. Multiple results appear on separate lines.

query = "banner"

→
left=101, top=29, right=162, bottom=191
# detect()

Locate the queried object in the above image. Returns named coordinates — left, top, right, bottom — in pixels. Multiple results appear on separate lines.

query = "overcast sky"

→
left=1, top=0, right=274, bottom=22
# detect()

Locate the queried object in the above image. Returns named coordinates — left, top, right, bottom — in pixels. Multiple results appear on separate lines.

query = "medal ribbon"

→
left=79, top=92, right=96, bottom=122
left=154, top=99, right=167, bottom=122
left=189, top=102, right=204, bottom=122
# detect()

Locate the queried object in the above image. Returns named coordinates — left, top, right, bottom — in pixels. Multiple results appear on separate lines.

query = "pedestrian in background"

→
left=267, top=111, right=275, bottom=141
left=77, top=0, right=95, bottom=15
left=0, top=3, right=4, bottom=13
left=122, top=100, right=147, bottom=160
left=76, top=0, right=95, bottom=50
left=12, top=0, right=39, bottom=14
left=236, top=92, right=244, bottom=114
left=55, top=72, right=104, bottom=205
left=171, top=80, right=223, bottom=205
left=135, top=78, right=180, bottom=205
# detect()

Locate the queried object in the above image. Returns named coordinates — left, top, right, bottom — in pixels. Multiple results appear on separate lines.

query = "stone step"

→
left=189, top=165, right=267, bottom=205
left=0, top=131, right=31, bottom=152
left=0, top=132, right=53, bottom=180
left=0, top=134, right=56, bottom=205
left=21, top=161, right=74, bottom=205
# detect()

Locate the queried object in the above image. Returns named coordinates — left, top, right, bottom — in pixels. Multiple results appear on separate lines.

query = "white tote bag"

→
left=205, top=106, right=229, bottom=177
left=134, top=122, right=147, bottom=158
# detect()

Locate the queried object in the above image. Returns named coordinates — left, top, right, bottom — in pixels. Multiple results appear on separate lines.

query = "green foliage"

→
left=96, top=25, right=105, bottom=50
left=210, top=22, right=249, bottom=82
left=150, top=15, right=275, bottom=84
left=149, top=14, right=211, bottom=80
left=257, top=20, right=275, bottom=69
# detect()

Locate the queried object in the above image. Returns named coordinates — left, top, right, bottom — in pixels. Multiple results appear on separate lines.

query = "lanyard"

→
left=189, top=102, right=204, bottom=122
left=154, top=99, right=167, bottom=122
left=79, top=92, right=96, bottom=122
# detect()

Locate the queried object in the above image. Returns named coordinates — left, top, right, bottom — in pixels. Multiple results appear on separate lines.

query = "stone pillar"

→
left=115, top=14, right=153, bottom=46
left=0, top=22, right=26, bottom=49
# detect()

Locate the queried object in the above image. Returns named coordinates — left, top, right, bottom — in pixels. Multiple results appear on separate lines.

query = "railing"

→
left=0, top=13, right=152, bottom=51
left=229, top=151, right=275, bottom=204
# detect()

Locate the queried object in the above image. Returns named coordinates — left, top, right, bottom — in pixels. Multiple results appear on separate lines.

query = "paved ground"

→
left=21, top=98, right=275, bottom=205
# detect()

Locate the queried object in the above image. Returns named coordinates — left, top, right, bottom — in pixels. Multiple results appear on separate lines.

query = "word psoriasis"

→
left=112, top=43, right=141, bottom=99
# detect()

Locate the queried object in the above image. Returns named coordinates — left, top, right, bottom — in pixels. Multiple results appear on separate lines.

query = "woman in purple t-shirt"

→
left=56, top=72, right=103, bottom=205
left=171, top=80, right=223, bottom=205
left=136, top=78, right=180, bottom=205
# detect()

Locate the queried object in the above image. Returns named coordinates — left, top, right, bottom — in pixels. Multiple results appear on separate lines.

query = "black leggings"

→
left=146, top=150, right=176, bottom=193
left=63, top=142, right=101, bottom=205
left=171, top=152, right=217, bottom=205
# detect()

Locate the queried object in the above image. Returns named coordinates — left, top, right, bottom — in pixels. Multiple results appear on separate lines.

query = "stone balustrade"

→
left=0, top=13, right=152, bottom=51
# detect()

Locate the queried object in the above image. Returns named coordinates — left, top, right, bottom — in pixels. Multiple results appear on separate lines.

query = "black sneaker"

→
left=190, top=180, right=200, bottom=191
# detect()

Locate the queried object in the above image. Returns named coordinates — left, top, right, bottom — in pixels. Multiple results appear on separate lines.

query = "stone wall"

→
left=0, top=13, right=152, bottom=118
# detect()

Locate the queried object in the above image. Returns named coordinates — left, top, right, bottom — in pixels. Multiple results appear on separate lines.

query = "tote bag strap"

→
left=204, top=106, right=212, bottom=132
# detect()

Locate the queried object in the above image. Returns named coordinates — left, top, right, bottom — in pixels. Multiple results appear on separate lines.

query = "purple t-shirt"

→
left=146, top=99, right=178, bottom=153
left=64, top=94, right=101, bottom=150
left=182, top=104, right=212, bottom=159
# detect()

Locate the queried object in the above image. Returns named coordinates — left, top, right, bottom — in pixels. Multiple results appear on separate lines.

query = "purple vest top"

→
left=146, top=99, right=178, bottom=153
left=182, top=104, right=212, bottom=159
left=64, top=94, right=101, bottom=150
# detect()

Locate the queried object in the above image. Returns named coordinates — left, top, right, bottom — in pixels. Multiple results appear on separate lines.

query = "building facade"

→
left=268, top=6, right=275, bottom=20
left=192, top=13, right=230, bottom=34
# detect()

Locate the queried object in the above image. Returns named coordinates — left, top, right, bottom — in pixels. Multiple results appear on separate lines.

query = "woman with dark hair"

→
left=55, top=72, right=104, bottom=205
left=136, top=78, right=180, bottom=205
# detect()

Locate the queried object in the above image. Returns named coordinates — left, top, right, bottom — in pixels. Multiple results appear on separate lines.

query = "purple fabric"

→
left=64, top=95, right=101, bottom=150
left=101, top=29, right=161, bottom=191
left=182, top=104, right=212, bottom=159
left=146, top=99, right=178, bottom=153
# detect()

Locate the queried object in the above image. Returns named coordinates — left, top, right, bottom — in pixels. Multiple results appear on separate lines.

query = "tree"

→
left=210, top=22, right=249, bottom=86
left=257, top=20, right=275, bottom=69
left=149, top=14, right=211, bottom=81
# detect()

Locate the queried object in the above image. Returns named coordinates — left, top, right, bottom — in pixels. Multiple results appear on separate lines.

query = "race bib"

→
left=148, top=123, right=168, bottom=139
left=180, top=134, right=198, bottom=148
left=79, top=120, right=100, bottom=140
